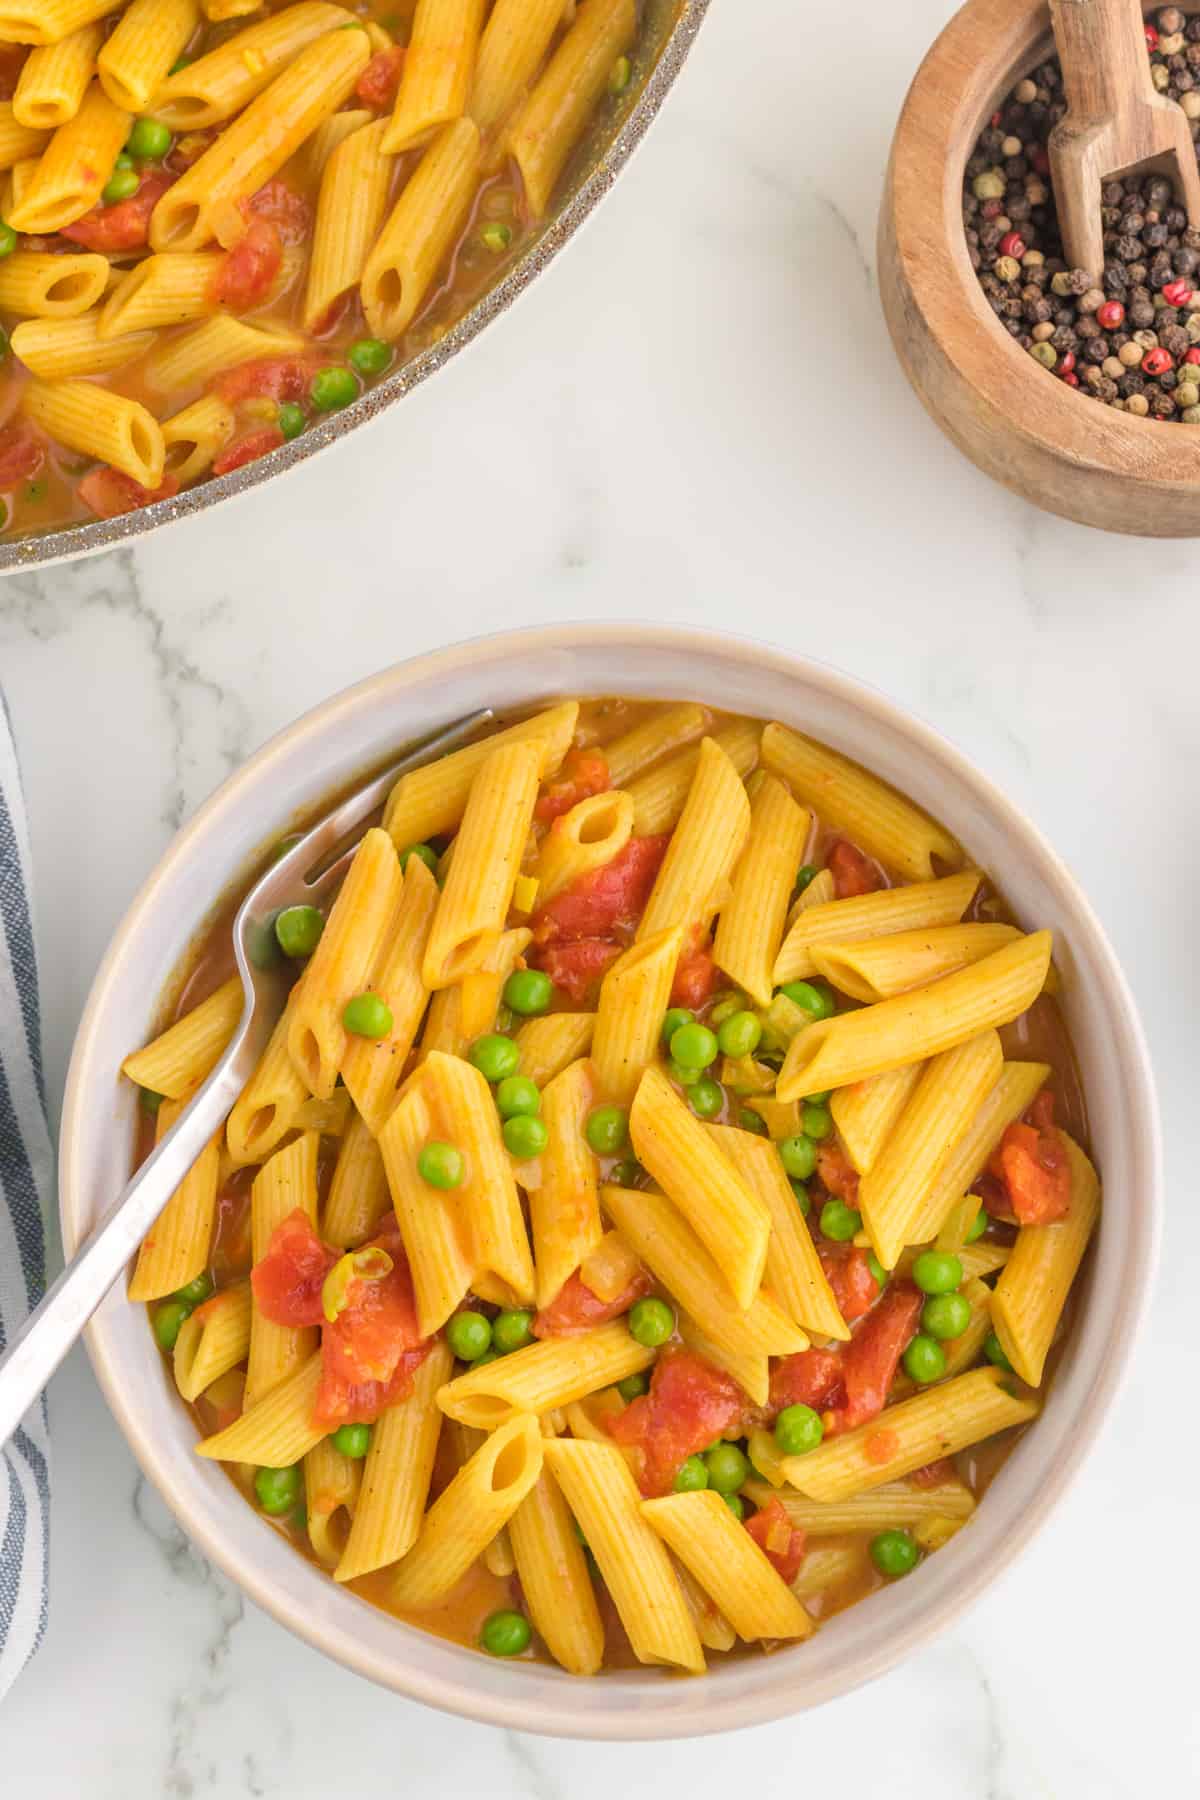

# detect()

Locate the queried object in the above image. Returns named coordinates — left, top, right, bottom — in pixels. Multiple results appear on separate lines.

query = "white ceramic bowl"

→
left=60, top=624, right=1161, bottom=1739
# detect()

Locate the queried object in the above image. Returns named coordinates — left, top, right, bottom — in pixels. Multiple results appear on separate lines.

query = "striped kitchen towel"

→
left=0, top=697, right=52, bottom=1702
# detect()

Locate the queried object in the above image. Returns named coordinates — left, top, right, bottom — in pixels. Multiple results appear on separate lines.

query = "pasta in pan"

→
left=124, top=697, right=1098, bottom=1676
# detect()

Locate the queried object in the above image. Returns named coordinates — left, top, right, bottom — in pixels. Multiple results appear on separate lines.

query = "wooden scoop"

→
left=1048, top=0, right=1200, bottom=278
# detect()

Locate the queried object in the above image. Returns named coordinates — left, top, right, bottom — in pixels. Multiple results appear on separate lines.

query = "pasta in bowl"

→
left=59, top=627, right=1159, bottom=1734
left=0, top=0, right=706, bottom=563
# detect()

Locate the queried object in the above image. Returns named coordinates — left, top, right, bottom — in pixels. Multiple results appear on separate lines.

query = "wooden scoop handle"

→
left=1048, top=0, right=1158, bottom=123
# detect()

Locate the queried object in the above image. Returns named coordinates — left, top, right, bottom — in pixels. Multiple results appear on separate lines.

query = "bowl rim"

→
left=0, top=0, right=710, bottom=576
left=882, top=0, right=1200, bottom=508
left=58, top=622, right=1163, bottom=1738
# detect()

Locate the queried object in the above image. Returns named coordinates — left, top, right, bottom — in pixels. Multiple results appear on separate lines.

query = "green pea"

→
left=819, top=1198, right=861, bottom=1242
left=708, top=993, right=745, bottom=1028
left=496, top=1075, right=540, bottom=1118
left=902, top=1334, right=947, bottom=1384
left=668, top=1058, right=702, bottom=1088
left=608, top=52, right=631, bottom=92
left=418, top=1141, right=464, bottom=1188
left=332, top=1422, right=371, bottom=1459
left=139, top=1085, right=164, bottom=1116
left=984, top=1331, right=1013, bottom=1372
left=793, top=864, right=819, bottom=895
left=870, top=1529, right=919, bottom=1578
left=173, top=1272, right=214, bottom=1307
left=790, top=1178, right=811, bottom=1215
left=446, top=1309, right=492, bottom=1361
left=673, top=1455, right=708, bottom=1492
left=966, top=1208, right=989, bottom=1243
left=802, top=1102, right=833, bottom=1141
left=469, top=1032, right=520, bottom=1083
left=867, top=1253, right=888, bottom=1288
left=479, top=221, right=512, bottom=252
left=609, top=1159, right=643, bottom=1188
left=716, top=1010, right=762, bottom=1059
left=126, top=117, right=173, bottom=160
left=723, top=1492, right=745, bottom=1521
left=911, top=1251, right=963, bottom=1296
left=687, top=1077, right=723, bottom=1119
left=152, top=1299, right=191, bottom=1351
left=114, top=152, right=134, bottom=170
left=923, top=1292, right=971, bottom=1340
left=585, top=1105, right=629, bottom=1154
left=0, top=223, right=15, bottom=260
left=704, top=1442, right=749, bottom=1495
left=779, top=1134, right=817, bottom=1180
left=503, top=968, right=553, bottom=1015
left=274, top=904, right=324, bottom=958
left=492, top=1308, right=534, bottom=1354
left=278, top=401, right=305, bottom=440
left=503, top=1113, right=548, bottom=1159
left=471, top=1349, right=499, bottom=1368
left=311, top=365, right=359, bottom=411
left=661, top=1006, right=694, bottom=1042
left=102, top=166, right=140, bottom=204
left=399, top=843, right=439, bottom=875
left=629, top=1296, right=674, bottom=1347
left=254, top=1464, right=302, bottom=1515
left=778, top=979, right=835, bottom=1021
left=616, top=1371, right=648, bottom=1401
left=739, top=1107, right=769, bottom=1136
left=669, top=1022, right=718, bottom=1070
left=805, top=1089, right=832, bottom=1105
left=342, top=992, right=393, bottom=1038
left=774, top=1403, right=824, bottom=1455
left=348, top=336, right=391, bottom=377
left=481, top=1609, right=531, bottom=1656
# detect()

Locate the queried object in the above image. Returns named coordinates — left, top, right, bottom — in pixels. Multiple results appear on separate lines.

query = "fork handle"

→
left=0, top=1062, right=243, bottom=1448
left=1049, top=0, right=1160, bottom=121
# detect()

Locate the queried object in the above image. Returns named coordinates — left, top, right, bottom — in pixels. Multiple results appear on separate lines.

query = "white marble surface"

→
left=0, top=0, right=1195, bottom=1790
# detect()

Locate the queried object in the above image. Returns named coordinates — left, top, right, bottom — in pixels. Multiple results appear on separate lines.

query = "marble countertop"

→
left=0, top=0, right=1194, bottom=1791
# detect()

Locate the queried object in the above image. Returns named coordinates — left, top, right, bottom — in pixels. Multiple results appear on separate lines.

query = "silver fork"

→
left=0, top=707, right=494, bottom=1450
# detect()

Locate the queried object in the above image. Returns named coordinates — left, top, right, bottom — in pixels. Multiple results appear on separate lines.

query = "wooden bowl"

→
left=879, top=0, right=1200, bottom=536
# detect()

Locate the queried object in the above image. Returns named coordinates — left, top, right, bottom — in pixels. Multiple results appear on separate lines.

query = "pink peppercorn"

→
left=1146, top=22, right=1160, bottom=48
left=1142, top=346, right=1173, bottom=376
left=1162, top=279, right=1194, bottom=307
left=1186, top=348, right=1200, bottom=365
left=1031, top=146, right=1050, bottom=175
left=998, top=230, right=1027, bottom=258
left=1097, top=300, right=1126, bottom=329
left=1058, top=350, right=1077, bottom=374
left=1061, top=371, right=1080, bottom=386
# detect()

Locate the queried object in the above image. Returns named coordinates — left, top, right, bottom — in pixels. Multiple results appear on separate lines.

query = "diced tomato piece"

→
left=242, top=177, right=311, bottom=245
left=745, top=1496, right=806, bottom=1584
left=61, top=168, right=175, bottom=252
left=213, top=219, right=282, bottom=309
left=988, top=1118, right=1071, bottom=1225
left=533, top=1265, right=653, bottom=1338
left=824, top=1282, right=923, bottom=1435
left=77, top=465, right=179, bottom=518
left=529, top=937, right=622, bottom=1003
left=816, top=1141, right=860, bottom=1206
left=671, top=944, right=719, bottom=1009
left=1028, top=1087, right=1056, bottom=1132
left=0, top=45, right=28, bottom=100
left=817, top=1243, right=879, bottom=1323
left=212, top=427, right=285, bottom=477
left=0, top=424, right=44, bottom=489
left=828, top=839, right=885, bottom=899
left=609, top=1349, right=746, bottom=1497
left=535, top=749, right=612, bottom=822
left=251, top=1208, right=338, bottom=1328
left=910, top=1456, right=957, bottom=1489
left=213, top=355, right=324, bottom=406
left=315, top=1223, right=431, bottom=1426
left=768, top=1345, right=843, bottom=1417
left=357, top=43, right=406, bottom=108
left=533, top=834, right=669, bottom=945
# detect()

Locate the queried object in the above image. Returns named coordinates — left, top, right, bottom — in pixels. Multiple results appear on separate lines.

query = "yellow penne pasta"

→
left=122, top=975, right=242, bottom=1100
left=0, top=250, right=106, bottom=316
left=713, top=773, right=810, bottom=1006
left=509, top=1439, right=605, bottom=1677
left=830, top=1064, right=924, bottom=1176
left=379, top=1063, right=475, bottom=1335
left=813, top=923, right=1024, bottom=1005
left=339, top=853, right=437, bottom=1136
left=542, top=1438, right=704, bottom=1673
left=0, top=0, right=114, bottom=48
left=791, top=1543, right=866, bottom=1602
left=429, top=1049, right=535, bottom=1302
left=626, top=719, right=759, bottom=836
left=785, top=866, right=836, bottom=927
left=422, top=739, right=539, bottom=988
left=535, top=788, right=633, bottom=907
left=304, top=1435, right=361, bottom=1569
left=636, top=736, right=751, bottom=943
left=142, top=313, right=306, bottom=394
left=507, top=0, right=636, bottom=217
left=160, top=393, right=237, bottom=484
left=528, top=1058, right=601, bottom=1309
left=774, top=871, right=981, bottom=986
left=641, top=1491, right=813, bottom=1642
left=225, top=996, right=310, bottom=1166
left=0, top=104, right=49, bottom=169
left=675, top=1310, right=769, bottom=1409
left=14, top=21, right=103, bottom=128
left=437, top=1319, right=654, bottom=1430
left=590, top=926, right=682, bottom=1106
left=11, top=309, right=153, bottom=377
left=891, top=1277, right=993, bottom=1401
left=782, top=1366, right=1038, bottom=1502
left=97, top=0, right=197, bottom=111
left=597, top=703, right=710, bottom=789
left=362, top=115, right=482, bottom=340
left=469, top=0, right=562, bottom=131
left=297, top=105, right=371, bottom=185
left=287, top=827, right=403, bottom=1101
left=926, top=1060, right=1052, bottom=1249
left=676, top=1557, right=737, bottom=1654
left=128, top=1096, right=221, bottom=1301
left=741, top=1477, right=977, bottom=1534
left=857, top=1031, right=1004, bottom=1269
left=195, top=1350, right=325, bottom=1465
left=383, top=0, right=486, bottom=153
left=334, top=1339, right=452, bottom=1581
left=629, top=1066, right=769, bottom=1310
left=777, top=932, right=1052, bottom=1102
left=8, top=82, right=129, bottom=232
left=173, top=1280, right=251, bottom=1403
left=244, top=1131, right=319, bottom=1408
left=304, top=116, right=391, bottom=334
left=23, top=375, right=163, bottom=486
left=390, top=1413, right=542, bottom=1608
left=148, top=4, right=345, bottom=129
left=383, top=703, right=577, bottom=848
left=512, top=1011, right=594, bottom=1087
left=99, top=251, right=223, bottom=338
left=991, top=1133, right=1100, bottom=1386
left=419, top=925, right=528, bottom=1059
left=760, top=722, right=963, bottom=882
left=321, top=1108, right=391, bottom=1249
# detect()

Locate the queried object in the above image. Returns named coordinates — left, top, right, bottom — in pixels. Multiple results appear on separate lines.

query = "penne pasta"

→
left=507, top=0, right=636, bottom=218
left=991, top=1133, right=1100, bottom=1386
left=528, top=1058, right=602, bottom=1309
left=339, top=852, right=437, bottom=1135
left=383, top=0, right=486, bottom=152
left=0, top=250, right=106, bottom=316
left=831, top=1063, right=924, bottom=1176
left=590, top=926, right=682, bottom=1106
left=362, top=115, right=482, bottom=340
left=508, top=1435, right=605, bottom=1676
left=7, top=81, right=129, bottom=232
left=0, top=0, right=115, bottom=49
left=322, top=1108, right=391, bottom=1249
left=127, top=1096, right=221, bottom=1301
left=599, top=702, right=709, bottom=789
left=438, top=1319, right=654, bottom=1430
left=173, top=1280, right=252, bottom=1403
left=122, top=975, right=243, bottom=1100
left=926, top=1061, right=1052, bottom=1249
left=195, top=1350, right=326, bottom=1466
left=774, top=871, right=981, bottom=987
left=383, top=703, right=577, bottom=849
left=740, top=1477, right=977, bottom=1534
left=303, top=116, right=391, bottom=334
left=713, top=773, right=810, bottom=1006
left=636, top=736, right=751, bottom=944
left=100, top=252, right=223, bottom=338
left=160, top=394, right=237, bottom=484
left=641, top=1491, right=813, bottom=1642
left=469, top=0, right=563, bottom=132
left=304, top=1434, right=361, bottom=1568
left=97, top=0, right=198, bottom=111
left=335, top=1339, right=452, bottom=1581
left=142, top=314, right=306, bottom=394
left=626, top=719, right=760, bottom=836
left=535, top=787, right=633, bottom=907
left=390, top=1412, right=542, bottom=1608
left=243, top=1131, right=319, bottom=1408
left=12, top=309, right=154, bottom=377
left=422, top=740, right=539, bottom=989
left=812, top=923, right=1024, bottom=1005
left=225, top=997, right=310, bottom=1167
left=14, top=21, right=103, bottom=129
left=148, top=3, right=347, bottom=130
left=512, top=1011, right=594, bottom=1087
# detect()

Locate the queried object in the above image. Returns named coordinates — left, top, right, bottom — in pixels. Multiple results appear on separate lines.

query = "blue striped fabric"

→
left=0, top=696, right=52, bottom=1702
